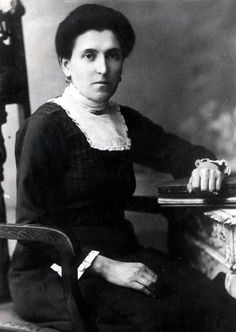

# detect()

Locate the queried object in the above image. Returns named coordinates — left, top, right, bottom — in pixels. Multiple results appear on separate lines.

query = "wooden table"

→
left=157, top=176, right=236, bottom=298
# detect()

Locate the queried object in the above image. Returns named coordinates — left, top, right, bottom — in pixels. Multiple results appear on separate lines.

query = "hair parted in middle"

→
left=55, top=3, right=135, bottom=61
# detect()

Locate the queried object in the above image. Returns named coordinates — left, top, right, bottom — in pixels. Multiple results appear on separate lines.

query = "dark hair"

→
left=55, top=4, right=135, bottom=60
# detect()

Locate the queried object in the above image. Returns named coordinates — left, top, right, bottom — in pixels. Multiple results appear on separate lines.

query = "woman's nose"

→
left=95, top=55, right=108, bottom=74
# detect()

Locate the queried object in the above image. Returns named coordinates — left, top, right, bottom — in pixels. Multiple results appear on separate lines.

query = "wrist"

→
left=195, top=158, right=231, bottom=176
left=90, top=255, right=112, bottom=277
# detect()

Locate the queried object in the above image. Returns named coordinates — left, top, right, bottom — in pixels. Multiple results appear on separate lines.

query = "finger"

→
left=208, top=169, right=216, bottom=192
left=191, top=169, right=200, bottom=191
left=200, top=168, right=209, bottom=191
left=137, top=276, right=156, bottom=292
left=216, top=172, right=224, bottom=191
left=187, top=177, right=193, bottom=193
left=135, top=263, right=158, bottom=284
left=143, top=266, right=158, bottom=283
left=134, top=281, right=156, bottom=298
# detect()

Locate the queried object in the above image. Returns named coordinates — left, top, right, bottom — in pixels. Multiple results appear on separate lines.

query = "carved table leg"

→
left=224, top=224, right=236, bottom=298
left=225, top=272, right=236, bottom=298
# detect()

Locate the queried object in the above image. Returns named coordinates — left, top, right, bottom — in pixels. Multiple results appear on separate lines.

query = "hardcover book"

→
left=157, top=176, right=236, bottom=207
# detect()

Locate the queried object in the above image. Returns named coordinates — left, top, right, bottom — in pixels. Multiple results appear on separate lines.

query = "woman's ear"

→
left=60, top=58, right=71, bottom=77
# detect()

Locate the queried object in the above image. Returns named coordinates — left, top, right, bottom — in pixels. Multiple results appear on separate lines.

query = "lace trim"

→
left=48, top=96, right=131, bottom=151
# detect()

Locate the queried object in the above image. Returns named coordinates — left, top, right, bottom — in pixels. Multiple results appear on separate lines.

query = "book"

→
left=157, top=176, right=236, bottom=207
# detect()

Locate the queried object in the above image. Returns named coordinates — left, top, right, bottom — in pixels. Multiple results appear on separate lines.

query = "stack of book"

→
left=157, top=176, right=236, bottom=207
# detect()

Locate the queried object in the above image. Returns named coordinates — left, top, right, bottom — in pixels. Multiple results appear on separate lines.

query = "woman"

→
left=9, top=4, right=231, bottom=332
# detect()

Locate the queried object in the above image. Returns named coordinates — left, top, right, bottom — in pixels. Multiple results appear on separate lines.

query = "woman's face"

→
left=62, top=29, right=124, bottom=103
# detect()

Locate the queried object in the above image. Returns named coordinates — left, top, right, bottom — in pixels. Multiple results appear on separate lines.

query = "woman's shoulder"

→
left=30, top=101, right=65, bottom=122
left=120, top=104, right=140, bottom=116
left=20, top=101, right=69, bottom=131
left=120, top=105, right=145, bottom=122
left=16, top=102, right=68, bottom=141
left=119, top=104, right=166, bottom=141
left=119, top=104, right=151, bottom=129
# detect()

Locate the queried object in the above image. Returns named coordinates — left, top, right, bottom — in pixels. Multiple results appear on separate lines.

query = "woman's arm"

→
left=15, top=107, right=65, bottom=226
left=15, top=105, right=92, bottom=264
left=123, top=106, right=229, bottom=192
left=90, top=255, right=158, bottom=297
left=15, top=105, right=70, bottom=264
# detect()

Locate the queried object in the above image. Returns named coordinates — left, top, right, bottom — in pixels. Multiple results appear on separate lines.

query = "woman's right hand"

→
left=90, top=255, right=158, bottom=297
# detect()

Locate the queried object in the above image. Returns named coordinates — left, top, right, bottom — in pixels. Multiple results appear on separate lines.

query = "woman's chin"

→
left=89, top=93, right=112, bottom=104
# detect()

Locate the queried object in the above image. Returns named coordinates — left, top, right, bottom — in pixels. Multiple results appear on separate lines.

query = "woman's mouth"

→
left=93, top=81, right=110, bottom=85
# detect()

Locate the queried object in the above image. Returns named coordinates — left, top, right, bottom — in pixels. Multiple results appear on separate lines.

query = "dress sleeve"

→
left=15, top=106, right=66, bottom=227
left=14, top=105, right=81, bottom=266
left=123, top=106, right=216, bottom=178
left=14, top=104, right=95, bottom=267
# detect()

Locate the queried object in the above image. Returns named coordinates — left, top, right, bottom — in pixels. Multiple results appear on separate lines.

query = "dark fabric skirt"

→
left=9, top=246, right=236, bottom=332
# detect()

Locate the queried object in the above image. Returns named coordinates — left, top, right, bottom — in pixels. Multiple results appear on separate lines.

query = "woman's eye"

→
left=84, top=52, right=95, bottom=61
left=109, top=52, right=121, bottom=60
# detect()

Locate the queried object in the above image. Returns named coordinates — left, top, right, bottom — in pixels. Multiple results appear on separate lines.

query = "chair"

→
left=0, top=196, right=159, bottom=332
left=0, top=224, right=86, bottom=332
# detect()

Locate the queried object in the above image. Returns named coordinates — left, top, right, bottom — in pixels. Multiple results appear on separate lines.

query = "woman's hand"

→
left=90, top=255, right=158, bottom=297
left=187, top=162, right=224, bottom=193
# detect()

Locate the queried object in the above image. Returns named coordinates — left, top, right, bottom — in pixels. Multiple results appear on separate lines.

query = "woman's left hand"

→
left=187, top=162, right=224, bottom=193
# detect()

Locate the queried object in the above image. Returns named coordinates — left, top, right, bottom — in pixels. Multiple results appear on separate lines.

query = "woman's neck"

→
left=66, top=84, right=109, bottom=114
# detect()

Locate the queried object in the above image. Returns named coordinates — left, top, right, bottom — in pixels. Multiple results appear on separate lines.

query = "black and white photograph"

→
left=1, top=0, right=236, bottom=331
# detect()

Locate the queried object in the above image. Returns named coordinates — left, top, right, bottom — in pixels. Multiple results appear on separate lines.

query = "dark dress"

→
left=9, top=102, right=224, bottom=331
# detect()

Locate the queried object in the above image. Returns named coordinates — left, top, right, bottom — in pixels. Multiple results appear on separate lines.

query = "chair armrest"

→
left=0, top=223, right=86, bottom=332
left=0, top=223, right=75, bottom=259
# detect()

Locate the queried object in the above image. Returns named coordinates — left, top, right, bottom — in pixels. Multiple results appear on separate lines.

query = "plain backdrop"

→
left=3, top=0, right=236, bottom=252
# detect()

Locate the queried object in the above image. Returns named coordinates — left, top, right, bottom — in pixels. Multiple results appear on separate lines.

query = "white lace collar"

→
left=48, top=84, right=131, bottom=151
